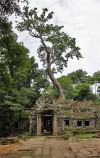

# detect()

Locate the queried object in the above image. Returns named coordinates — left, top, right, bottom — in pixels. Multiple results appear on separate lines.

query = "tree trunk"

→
left=47, top=54, right=65, bottom=99
left=40, top=37, right=65, bottom=99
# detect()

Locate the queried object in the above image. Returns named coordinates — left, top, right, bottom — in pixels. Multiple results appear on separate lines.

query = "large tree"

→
left=17, top=7, right=82, bottom=99
left=0, top=17, right=48, bottom=136
left=0, top=17, right=47, bottom=104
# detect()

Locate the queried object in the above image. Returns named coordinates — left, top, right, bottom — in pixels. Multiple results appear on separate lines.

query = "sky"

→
left=10, top=0, right=100, bottom=77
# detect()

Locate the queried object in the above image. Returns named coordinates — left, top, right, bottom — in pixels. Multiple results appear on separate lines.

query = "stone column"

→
left=37, top=113, right=41, bottom=135
left=62, top=118, right=64, bottom=132
left=53, top=113, right=58, bottom=135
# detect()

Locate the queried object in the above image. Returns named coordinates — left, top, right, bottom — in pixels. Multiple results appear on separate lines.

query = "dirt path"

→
left=0, top=137, right=100, bottom=158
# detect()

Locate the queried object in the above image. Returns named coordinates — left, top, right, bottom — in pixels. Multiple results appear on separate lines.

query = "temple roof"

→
left=35, top=94, right=100, bottom=118
left=36, top=94, right=55, bottom=111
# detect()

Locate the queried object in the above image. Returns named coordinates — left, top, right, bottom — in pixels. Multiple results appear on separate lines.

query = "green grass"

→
left=75, top=133, right=96, bottom=139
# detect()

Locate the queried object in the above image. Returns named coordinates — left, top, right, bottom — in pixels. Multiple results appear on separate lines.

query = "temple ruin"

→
left=29, top=94, right=100, bottom=135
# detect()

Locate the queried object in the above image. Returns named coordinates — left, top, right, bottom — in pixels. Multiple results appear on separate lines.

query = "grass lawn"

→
left=75, top=133, right=96, bottom=139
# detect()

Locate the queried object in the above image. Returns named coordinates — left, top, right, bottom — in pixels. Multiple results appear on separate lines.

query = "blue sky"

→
left=10, top=0, right=100, bottom=77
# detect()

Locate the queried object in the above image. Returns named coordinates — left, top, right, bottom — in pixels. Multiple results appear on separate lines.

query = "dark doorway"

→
left=41, top=110, right=53, bottom=135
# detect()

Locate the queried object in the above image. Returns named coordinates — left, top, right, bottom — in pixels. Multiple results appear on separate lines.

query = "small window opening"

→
left=64, top=120, right=69, bottom=126
left=77, top=120, right=82, bottom=126
left=85, top=120, right=90, bottom=126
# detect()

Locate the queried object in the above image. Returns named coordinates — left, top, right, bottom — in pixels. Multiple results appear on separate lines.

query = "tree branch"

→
left=28, top=29, right=39, bottom=38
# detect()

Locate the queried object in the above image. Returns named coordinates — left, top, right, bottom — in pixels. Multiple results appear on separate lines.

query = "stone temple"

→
left=29, top=94, right=100, bottom=135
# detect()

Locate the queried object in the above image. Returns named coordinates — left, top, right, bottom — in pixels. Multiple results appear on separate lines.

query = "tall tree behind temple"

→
left=17, top=7, right=82, bottom=99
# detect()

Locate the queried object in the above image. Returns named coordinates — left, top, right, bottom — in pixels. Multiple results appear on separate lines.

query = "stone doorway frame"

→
left=41, top=113, right=53, bottom=135
left=36, top=110, right=58, bottom=136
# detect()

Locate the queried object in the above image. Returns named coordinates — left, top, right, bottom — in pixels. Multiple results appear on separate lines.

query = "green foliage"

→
left=57, top=76, right=74, bottom=99
left=43, top=86, right=59, bottom=98
left=58, top=76, right=72, bottom=88
left=0, top=62, right=13, bottom=90
left=17, top=7, right=82, bottom=74
left=67, top=69, right=88, bottom=84
left=93, top=71, right=100, bottom=83
left=93, top=71, right=100, bottom=96
left=21, top=111, right=30, bottom=119
left=0, top=17, right=30, bottom=90
left=73, top=83, right=96, bottom=101
left=55, top=69, right=99, bottom=101
left=43, top=76, right=74, bottom=99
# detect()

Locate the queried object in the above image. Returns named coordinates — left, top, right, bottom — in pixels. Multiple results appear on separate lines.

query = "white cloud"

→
left=10, top=0, right=100, bottom=77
